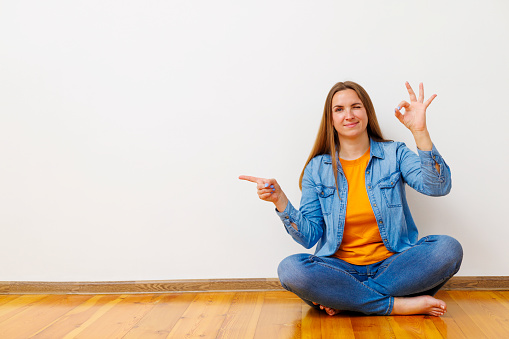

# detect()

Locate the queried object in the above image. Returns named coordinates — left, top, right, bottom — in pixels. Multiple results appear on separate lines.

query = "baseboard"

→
left=0, top=276, right=508, bottom=295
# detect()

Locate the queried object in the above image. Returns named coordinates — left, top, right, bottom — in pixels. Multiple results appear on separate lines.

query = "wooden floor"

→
left=0, top=290, right=508, bottom=338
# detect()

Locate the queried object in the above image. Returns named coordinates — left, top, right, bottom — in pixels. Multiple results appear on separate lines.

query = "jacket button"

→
left=379, top=220, right=383, bottom=224
left=374, top=204, right=377, bottom=207
left=391, top=182, right=393, bottom=185
left=366, top=171, right=370, bottom=174
left=285, top=216, right=289, bottom=219
left=368, top=186, right=371, bottom=189
left=321, top=192, right=324, bottom=195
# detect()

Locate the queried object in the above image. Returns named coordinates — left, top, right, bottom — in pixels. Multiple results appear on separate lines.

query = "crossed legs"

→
left=277, top=235, right=463, bottom=316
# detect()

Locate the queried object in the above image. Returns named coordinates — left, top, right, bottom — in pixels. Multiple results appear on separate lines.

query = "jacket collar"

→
left=370, top=138, right=385, bottom=159
left=322, top=138, right=385, bottom=164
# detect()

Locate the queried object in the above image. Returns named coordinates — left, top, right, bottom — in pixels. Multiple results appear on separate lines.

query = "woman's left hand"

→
left=394, top=82, right=436, bottom=134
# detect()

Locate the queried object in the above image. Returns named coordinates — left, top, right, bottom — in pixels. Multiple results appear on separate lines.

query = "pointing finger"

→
left=418, top=82, right=424, bottom=102
left=239, top=175, right=263, bottom=184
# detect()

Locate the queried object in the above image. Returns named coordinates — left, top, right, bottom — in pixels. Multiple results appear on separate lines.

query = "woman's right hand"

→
left=239, top=175, right=288, bottom=212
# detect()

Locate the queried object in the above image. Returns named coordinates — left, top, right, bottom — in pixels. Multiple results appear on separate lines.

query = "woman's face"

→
left=331, top=89, right=369, bottom=141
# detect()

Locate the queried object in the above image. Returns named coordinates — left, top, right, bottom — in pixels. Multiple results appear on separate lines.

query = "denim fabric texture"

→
left=275, top=139, right=452, bottom=256
left=278, top=235, right=463, bottom=315
left=275, top=139, right=462, bottom=315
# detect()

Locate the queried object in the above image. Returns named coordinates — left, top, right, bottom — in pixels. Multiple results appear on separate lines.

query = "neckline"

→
left=339, top=148, right=370, bottom=167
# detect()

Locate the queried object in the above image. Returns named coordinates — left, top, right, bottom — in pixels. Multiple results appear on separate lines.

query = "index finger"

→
left=405, top=81, right=417, bottom=102
left=239, top=175, right=263, bottom=184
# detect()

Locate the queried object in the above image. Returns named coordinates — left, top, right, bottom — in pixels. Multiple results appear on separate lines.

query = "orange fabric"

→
left=333, top=149, right=394, bottom=265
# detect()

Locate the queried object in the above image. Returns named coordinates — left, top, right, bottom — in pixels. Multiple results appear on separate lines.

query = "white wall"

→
left=0, top=0, right=507, bottom=281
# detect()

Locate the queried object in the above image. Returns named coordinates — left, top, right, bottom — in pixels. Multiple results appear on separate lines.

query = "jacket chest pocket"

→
left=379, top=172, right=403, bottom=208
left=315, top=185, right=335, bottom=215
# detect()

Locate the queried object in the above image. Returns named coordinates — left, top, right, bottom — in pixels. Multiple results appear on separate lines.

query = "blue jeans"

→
left=277, top=235, right=463, bottom=315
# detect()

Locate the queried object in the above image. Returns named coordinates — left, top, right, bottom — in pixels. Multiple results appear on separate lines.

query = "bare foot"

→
left=391, top=295, right=447, bottom=317
left=312, top=302, right=341, bottom=316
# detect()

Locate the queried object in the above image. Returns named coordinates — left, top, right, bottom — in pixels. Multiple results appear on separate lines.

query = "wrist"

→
left=412, top=129, right=433, bottom=151
left=275, top=195, right=288, bottom=213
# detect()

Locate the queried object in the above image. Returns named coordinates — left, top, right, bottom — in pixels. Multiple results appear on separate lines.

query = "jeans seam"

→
left=385, top=297, right=394, bottom=315
left=372, top=251, right=404, bottom=278
left=314, top=261, right=388, bottom=297
left=375, top=236, right=431, bottom=278
left=412, top=262, right=462, bottom=296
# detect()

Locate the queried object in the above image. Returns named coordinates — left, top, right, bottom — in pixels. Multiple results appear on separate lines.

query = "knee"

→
left=277, top=253, right=312, bottom=291
left=431, top=235, right=463, bottom=272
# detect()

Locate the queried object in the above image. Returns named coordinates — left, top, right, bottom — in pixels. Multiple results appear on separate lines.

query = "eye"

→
left=334, top=108, right=343, bottom=112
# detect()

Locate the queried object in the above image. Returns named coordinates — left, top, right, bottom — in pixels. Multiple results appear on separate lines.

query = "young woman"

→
left=239, top=81, right=462, bottom=316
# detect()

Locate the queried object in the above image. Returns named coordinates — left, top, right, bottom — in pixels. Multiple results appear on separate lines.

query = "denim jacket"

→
left=276, top=139, right=451, bottom=257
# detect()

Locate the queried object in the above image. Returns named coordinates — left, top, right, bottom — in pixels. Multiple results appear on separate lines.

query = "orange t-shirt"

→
left=333, top=149, right=394, bottom=265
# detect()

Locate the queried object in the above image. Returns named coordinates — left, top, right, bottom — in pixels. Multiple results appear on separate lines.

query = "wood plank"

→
left=167, top=292, right=236, bottom=338
left=253, top=291, right=302, bottom=339
left=301, top=304, right=322, bottom=339
left=350, top=315, right=396, bottom=338
left=437, top=291, right=486, bottom=338
left=216, top=292, right=264, bottom=339
left=301, top=301, right=357, bottom=339
left=320, top=312, right=355, bottom=338
left=429, top=291, right=467, bottom=339
left=429, top=315, right=465, bottom=339
left=0, top=290, right=506, bottom=338
left=386, top=315, right=442, bottom=338
left=0, top=295, right=49, bottom=323
left=493, top=291, right=509, bottom=310
left=494, top=290, right=509, bottom=300
left=122, top=293, right=195, bottom=338
left=448, top=290, right=509, bottom=338
left=65, top=294, right=159, bottom=339
left=29, top=294, right=123, bottom=338
left=0, top=295, right=22, bottom=306
left=0, top=295, right=93, bottom=339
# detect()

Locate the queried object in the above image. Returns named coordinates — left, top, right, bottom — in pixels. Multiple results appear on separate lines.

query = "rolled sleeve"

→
left=275, top=201, right=309, bottom=245
left=274, top=158, right=325, bottom=249
left=417, top=144, right=452, bottom=195
left=275, top=201, right=295, bottom=225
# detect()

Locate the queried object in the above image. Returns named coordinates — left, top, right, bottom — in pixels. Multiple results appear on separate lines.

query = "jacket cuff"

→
left=275, top=201, right=298, bottom=228
left=417, top=143, right=442, bottom=165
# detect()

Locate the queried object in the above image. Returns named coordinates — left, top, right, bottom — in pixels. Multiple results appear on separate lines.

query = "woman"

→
left=239, top=81, right=462, bottom=316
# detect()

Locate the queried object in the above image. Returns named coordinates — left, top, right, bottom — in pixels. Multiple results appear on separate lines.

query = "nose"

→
left=345, top=109, right=355, bottom=119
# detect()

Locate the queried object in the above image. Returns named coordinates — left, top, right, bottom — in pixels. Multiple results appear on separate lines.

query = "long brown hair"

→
left=299, top=81, right=389, bottom=191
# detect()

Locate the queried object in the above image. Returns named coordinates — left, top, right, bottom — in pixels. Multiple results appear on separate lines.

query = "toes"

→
left=324, top=307, right=340, bottom=316
left=325, top=308, right=335, bottom=316
left=430, top=307, right=445, bottom=317
left=433, top=299, right=447, bottom=311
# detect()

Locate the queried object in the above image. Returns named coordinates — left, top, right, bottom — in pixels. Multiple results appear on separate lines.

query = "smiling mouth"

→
left=344, top=122, right=359, bottom=128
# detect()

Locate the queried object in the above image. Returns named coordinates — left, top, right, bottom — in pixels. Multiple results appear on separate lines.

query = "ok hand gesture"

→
left=394, top=82, right=436, bottom=134
left=239, top=175, right=288, bottom=212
